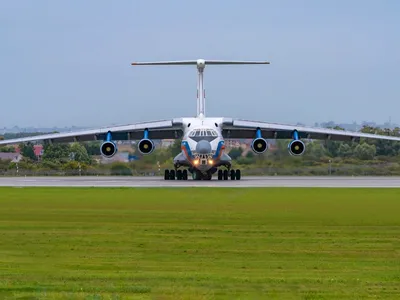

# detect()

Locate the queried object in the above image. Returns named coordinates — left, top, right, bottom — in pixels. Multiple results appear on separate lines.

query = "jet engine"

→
left=251, top=137, right=268, bottom=154
left=138, top=138, right=154, bottom=154
left=288, top=139, right=305, bottom=156
left=100, top=141, right=118, bottom=158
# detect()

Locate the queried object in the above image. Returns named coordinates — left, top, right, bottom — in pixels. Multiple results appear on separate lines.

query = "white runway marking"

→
left=0, top=176, right=400, bottom=187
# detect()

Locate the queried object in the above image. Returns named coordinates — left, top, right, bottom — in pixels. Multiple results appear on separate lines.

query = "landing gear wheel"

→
left=230, top=170, right=236, bottom=180
left=235, top=169, right=241, bottom=180
left=164, top=169, right=170, bottom=180
left=176, top=170, right=182, bottom=180
left=192, top=170, right=201, bottom=180
left=169, top=169, right=175, bottom=180
left=223, top=170, right=228, bottom=180
left=217, top=170, right=223, bottom=180
left=182, top=169, right=188, bottom=180
left=205, top=173, right=212, bottom=180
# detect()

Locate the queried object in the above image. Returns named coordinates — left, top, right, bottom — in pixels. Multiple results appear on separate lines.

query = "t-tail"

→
left=131, top=59, right=270, bottom=118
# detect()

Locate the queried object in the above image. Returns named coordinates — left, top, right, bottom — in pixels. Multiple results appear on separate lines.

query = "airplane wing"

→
left=0, top=119, right=184, bottom=145
left=221, top=118, right=400, bottom=142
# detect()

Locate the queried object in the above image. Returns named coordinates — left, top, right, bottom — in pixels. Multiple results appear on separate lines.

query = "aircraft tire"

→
left=192, top=170, right=200, bottom=180
left=182, top=169, right=188, bottom=180
left=235, top=169, right=241, bottom=180
left=169, top=169, right=175, bottom=180
left=164, top=169, right=170, bottom=180
left=176, top=170, right=182, bottom=180
left=217, top=170, right=223, bottom=180
left=230, top=170, right=236, bottom=180
left=223, top=170, right=228, bottom=180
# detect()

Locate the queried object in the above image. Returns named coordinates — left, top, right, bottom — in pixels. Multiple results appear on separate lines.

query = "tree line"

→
left=1, top=125, right=400, bottom=176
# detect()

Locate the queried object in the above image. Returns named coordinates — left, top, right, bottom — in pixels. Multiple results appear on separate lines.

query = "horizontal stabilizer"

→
left=131, top=59, right=270, bottom=66
left=131, top=60, right=198, bottom=65
left=199, top=60, right=270, bottom=65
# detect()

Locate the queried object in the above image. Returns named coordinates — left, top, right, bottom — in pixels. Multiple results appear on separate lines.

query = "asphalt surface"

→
left=1, top=176, right=400, bottom=187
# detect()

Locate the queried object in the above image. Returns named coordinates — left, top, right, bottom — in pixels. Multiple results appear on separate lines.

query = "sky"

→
left=1, top=0, right=399, bottom=128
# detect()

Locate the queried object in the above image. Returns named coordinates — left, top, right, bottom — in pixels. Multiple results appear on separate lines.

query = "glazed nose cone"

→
left=196, top=140, right=212, bottom=154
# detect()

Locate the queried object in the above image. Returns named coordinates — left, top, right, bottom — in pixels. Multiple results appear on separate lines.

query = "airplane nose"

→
left=196, top=140, right=212, bottom=154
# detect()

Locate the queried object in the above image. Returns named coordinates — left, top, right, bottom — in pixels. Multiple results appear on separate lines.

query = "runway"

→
left=1, top=176, right=400, bottom=187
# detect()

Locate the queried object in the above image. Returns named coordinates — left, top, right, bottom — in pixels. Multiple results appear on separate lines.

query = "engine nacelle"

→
left=251, top=137, right=268, bottom=154
left=100, top=141, right=118, bottom=158
left=138, top=138, right=154, bottom=154
left=288, top=140, right=305, bottom=156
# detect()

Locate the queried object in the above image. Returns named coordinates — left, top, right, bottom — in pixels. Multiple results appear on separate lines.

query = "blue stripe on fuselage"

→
left=212, top=141, right=225, bottom=159
left=181, top=141, right=193, bottom=158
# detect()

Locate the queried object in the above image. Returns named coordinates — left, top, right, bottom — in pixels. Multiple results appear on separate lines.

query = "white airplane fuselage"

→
left=173, top=116, right=231, bottom=174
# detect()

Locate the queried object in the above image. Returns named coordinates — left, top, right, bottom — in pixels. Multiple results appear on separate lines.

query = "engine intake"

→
left=138, top=138, right=154, bottom=154
left=288, top=140, right=305, bottom=156
left=100, top=141, right=117, bottom=158
left=251, top=137, right=268, bottom=154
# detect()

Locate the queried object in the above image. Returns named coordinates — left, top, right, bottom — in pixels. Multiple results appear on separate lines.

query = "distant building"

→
left=14, top=145, right=43, bottom=160
left=0, top=153, right=22, bottom=162
left=34, top=145, right=43, bottom=158
left=115, top=144, right=135, bottom=152
left=226, top=139, right=241, bottom=148
left=161, top=139, right=175, bottom=148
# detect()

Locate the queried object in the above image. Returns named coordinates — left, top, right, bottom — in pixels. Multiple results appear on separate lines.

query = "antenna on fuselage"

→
left=131, top=59, right=270, bottom=118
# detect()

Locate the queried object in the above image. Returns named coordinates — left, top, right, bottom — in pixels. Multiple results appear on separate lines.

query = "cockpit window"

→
left=189, top=129, right=218, bottom=137
left=188, top=128, right=218, bottom=142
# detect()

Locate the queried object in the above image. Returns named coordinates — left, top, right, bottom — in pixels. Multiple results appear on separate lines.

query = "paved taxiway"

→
left=1, top=176, right=400, bottom=187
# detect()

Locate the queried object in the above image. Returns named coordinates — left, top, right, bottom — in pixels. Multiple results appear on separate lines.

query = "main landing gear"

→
left=163, top=168, right=241, bottom=180
left=217, top=169, right=241, bottom=180
left=164, top=169, right=188, bottom=180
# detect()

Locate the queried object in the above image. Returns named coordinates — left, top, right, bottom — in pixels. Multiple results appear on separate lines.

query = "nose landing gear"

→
left=191, top=169, right=212, bottom=180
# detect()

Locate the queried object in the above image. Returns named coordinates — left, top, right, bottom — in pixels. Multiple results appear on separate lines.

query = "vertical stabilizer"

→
left=196, top=59, right=206, bottom=118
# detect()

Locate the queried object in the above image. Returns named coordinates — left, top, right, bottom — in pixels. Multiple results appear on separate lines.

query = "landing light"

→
left=194, top=159, right=199, bottom=165
left=208, top=159, right=213, bottom=164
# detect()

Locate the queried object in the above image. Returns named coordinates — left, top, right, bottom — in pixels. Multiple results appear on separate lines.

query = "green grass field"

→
left=0, top=187, right=399, bottom=299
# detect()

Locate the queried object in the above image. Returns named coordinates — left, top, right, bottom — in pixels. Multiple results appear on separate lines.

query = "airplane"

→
left=2, top=58, right=400, bottom=181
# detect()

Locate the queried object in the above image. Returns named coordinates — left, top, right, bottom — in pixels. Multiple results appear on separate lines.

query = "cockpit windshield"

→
left=189, top=129, right=218, bottom=138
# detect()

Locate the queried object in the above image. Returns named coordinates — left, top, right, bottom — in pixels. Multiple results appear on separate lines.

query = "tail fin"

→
left=131, top=59, right=270, bottom=117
